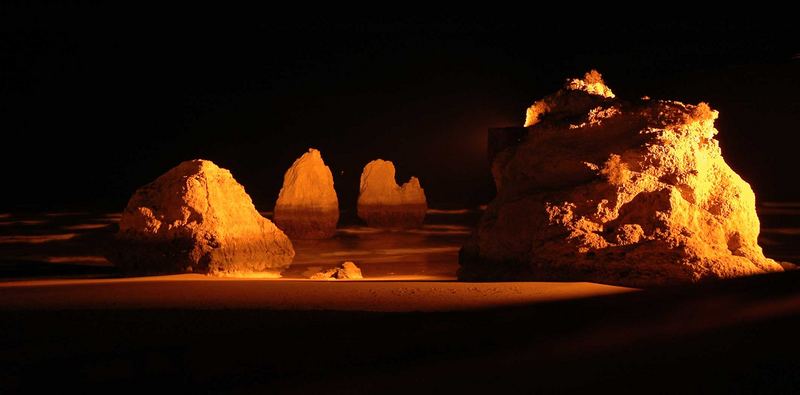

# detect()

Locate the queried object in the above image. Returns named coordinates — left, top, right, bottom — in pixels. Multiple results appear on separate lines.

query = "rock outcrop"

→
left=460, top=70, right=783, bottom=287
left=357, top=159, right=427, bottom=228
left=110, top=159, right=295, bottom=275
left=310, top=261, right=363, bottom=280
left=274, top=148, right=339, bottom=239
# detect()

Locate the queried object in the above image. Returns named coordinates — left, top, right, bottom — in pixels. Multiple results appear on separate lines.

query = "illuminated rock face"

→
left=357, top=159, right=427, bottom=228
left=460, top=70, right=783, bottom=287
left=111, top=160, right=294, bottom=275
left=274, top=148, right=339, bottom=239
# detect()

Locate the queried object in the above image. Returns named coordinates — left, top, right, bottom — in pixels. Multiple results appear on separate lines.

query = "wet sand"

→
left=0, top=275, right=634, bottom=312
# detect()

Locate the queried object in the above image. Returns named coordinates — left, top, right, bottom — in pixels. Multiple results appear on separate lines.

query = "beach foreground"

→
left=2, top=209, right=799, bottom=392
left=0, top=276, right=633, bottom=312
left=2, top=270, right=800, bottom=392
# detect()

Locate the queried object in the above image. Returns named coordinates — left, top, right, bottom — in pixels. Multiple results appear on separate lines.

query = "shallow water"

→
left=0, top=209, right=481, bottom=280
left=0, top=204, right=796, bottom=281
left=285, top=210, right=479, bottom=279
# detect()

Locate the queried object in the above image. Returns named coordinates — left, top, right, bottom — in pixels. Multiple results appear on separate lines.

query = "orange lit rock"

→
left=310, top=261, right=363, bottom=280
left=110, top=160, right=294, bottom=275
left=357, top=159, right=427, bottom=228
left=274, top=148, right=339, bottom=239
left=524, top=70, right=615, bottom=127
left=460, top=71, right=784, bottom=287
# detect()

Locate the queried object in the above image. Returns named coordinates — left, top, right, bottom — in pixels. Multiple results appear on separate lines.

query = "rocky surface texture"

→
left=460, top=70, right=784, bottom=287
left=357, top=159, right=427, bottom=228
left=110, top=160, right=294, bottom=275
left=310, top=261, right=363, bottom=280
left=274, top=148, right=339, bottom=239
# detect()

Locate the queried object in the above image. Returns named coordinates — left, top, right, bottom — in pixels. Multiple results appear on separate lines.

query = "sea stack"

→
left=274, top=148, right=339, bottom=239
left=357, top=159, right=427, bottom=228
left=110, top=159, right=294, bottom=275
left=459, top=70, right=784, bottom=287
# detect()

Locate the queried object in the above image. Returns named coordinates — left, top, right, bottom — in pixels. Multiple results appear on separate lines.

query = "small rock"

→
left=310, top=261, right=363, bottom=280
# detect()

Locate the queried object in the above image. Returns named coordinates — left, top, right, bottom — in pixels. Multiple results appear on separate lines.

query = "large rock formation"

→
left=460, top=70, right=784, bottom=287
left=357, top=159, right=427, bottom=228
left=110, top=159, right=295, bottom=275
left=274, top=148, right=339, bottom=239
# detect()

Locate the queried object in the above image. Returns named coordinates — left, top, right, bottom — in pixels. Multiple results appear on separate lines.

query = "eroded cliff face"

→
left=460, top=70, right=783, bottom=287
left=357, top=159, right=427, bottom=228
left=274, top=148, right=339, bottom=239
left=111, top=159, right=294, bottom=275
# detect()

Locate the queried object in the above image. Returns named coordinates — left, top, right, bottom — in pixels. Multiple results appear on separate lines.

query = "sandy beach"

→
left=2, top=270, right=799, bottom=393
left=1, top=209, right=799, bottom=392
left=0, top=275, right=634, bottom=311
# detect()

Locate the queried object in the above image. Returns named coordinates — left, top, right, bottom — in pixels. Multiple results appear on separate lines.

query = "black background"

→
left=2, top=6, right=797, bottom=212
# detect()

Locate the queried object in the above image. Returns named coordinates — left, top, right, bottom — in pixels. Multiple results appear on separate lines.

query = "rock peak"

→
left=305, top=147, right=322, bottom=158
left=566, top=69, right=615, bottom=98
left=524, top=69, right=615, bottom=127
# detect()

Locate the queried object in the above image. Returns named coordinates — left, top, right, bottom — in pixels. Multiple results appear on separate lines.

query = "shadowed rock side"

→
left=274, top=148, right=339, bottom=239
left=109, top=160, right=294, bottom=275
left=357, top=160, right=427, bottom=228
left=460, top=70, right=784, bottom=287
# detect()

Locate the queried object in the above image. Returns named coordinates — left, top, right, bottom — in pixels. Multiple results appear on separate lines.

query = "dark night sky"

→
left=1, top=7, right=797, bottom=212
